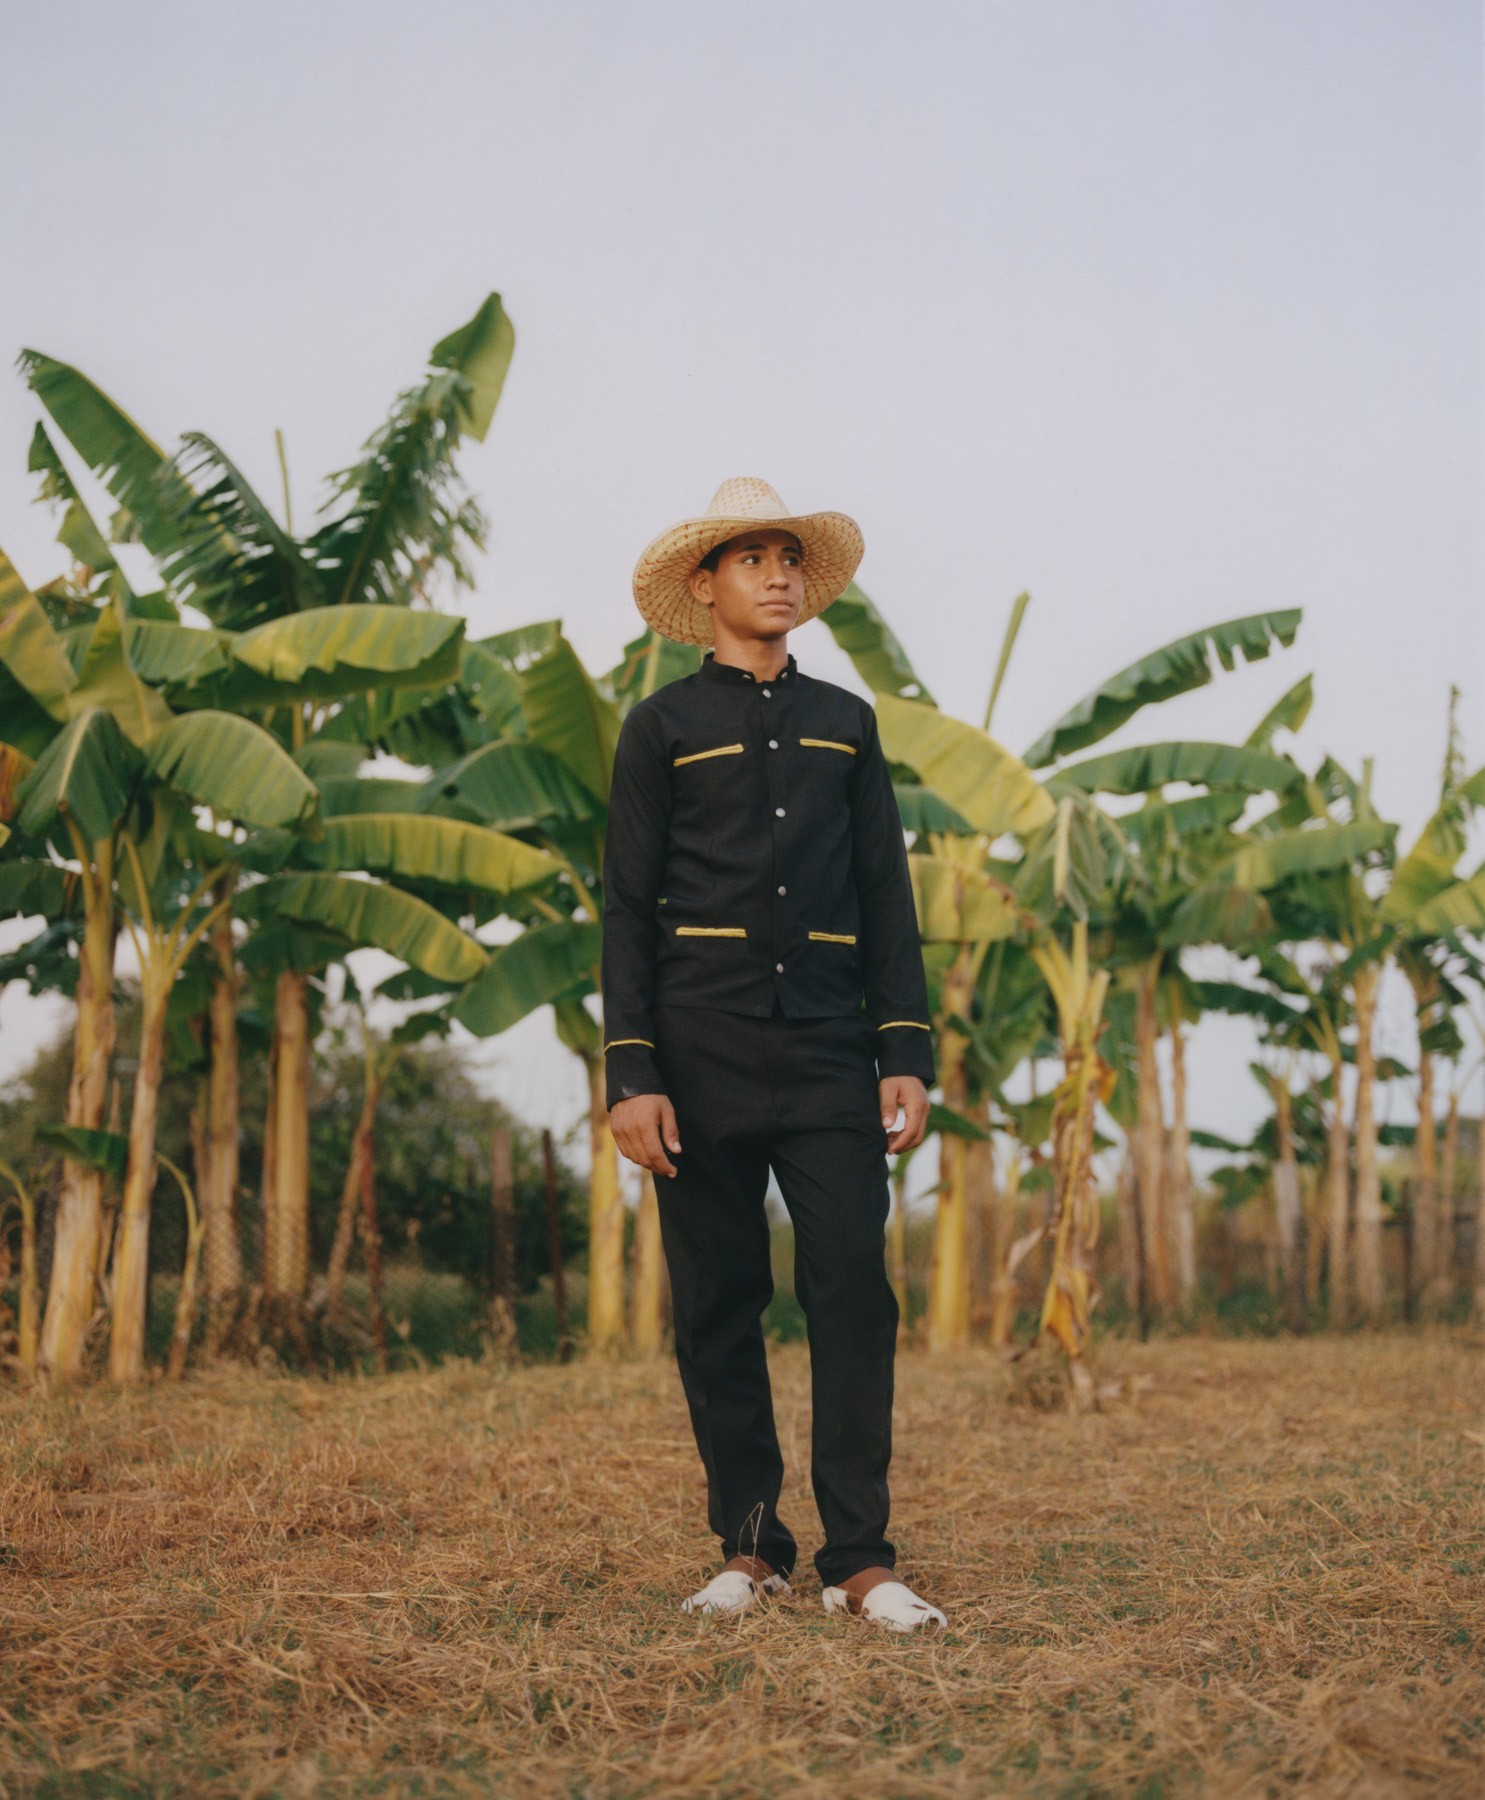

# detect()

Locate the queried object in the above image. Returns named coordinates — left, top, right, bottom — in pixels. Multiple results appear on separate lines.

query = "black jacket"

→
left=600, top=647, right=936, bottom=1109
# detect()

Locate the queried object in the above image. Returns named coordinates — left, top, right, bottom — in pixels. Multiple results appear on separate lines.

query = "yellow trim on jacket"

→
left=674, top=742, right=745, bottom=766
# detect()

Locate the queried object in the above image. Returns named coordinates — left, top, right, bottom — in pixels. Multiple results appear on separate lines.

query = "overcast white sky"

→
left=2, top=1, right=1481, bottom=1178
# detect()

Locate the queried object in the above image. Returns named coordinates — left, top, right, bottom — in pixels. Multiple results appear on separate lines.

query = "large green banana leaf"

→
left=221, top=605, right=465, bottom=704
left=1120, top=790, right=1248, bottom=848
left=241, top=873, right=488, bottom=982
left=520, top=637, right=622, bottom=804
left=37, top=1124, right=130, bottom=1184
left=0, top=859, right=73, bottom=919
left=1383, top=763, right=1485, bottom=926
left=69, top=601, right=173, bottom=745
left=0, top=586, right=76, bottom=720
left=0, top=547, right=33, bottom=620
left=1161, top=884, right=1274, bottom=948
left=17, top=707, right=140, bottom=842
left=819, top=582, right=935, bottom=703
left=154, top=433, right=323, bottom=629
left=19, top=352, right=186, bottom=561
left=422, top=739, right=600, bottom=830
left=28, top=423, right=118, bottom=574
left=471, top=620, right=564, bottom=669
left=458, top=640, right=525, bottom=735
left=429, top=292, right=516, bottom=442
left=1192, top=979, right=1306, bottom=1029
left=908, top=854, right=1021, bottom=943
left=0, top=674, right=60, bottom=759
left=144, top=711, right=319, bottom=830
left=607, top=625, right=701, bottom=711
left=453, top=919, right=601, bottom=1037
left=1245, top=675, right=1314, bottom=750
left=313, top=814, right=560, bottom=895
left=1225, top=817, right=1394, bottom=891
left=309, top=297, right=514, bottom=610
left=124, top=618, right=233, bottom=691
left=1051, top=741, right=1302, bottom=797
left=1024, top=610, right=1302, bottom=768
left=1408, top=867, right=1485, bottom=937
left=892, top=783, right=973, bottom=837
left=316, top=776, right=427, bottom=816
left=877, top=695, right=1054, bottom=838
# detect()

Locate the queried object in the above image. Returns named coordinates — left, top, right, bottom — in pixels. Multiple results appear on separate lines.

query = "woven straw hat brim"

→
left=632, top=509, right=864, bottom=647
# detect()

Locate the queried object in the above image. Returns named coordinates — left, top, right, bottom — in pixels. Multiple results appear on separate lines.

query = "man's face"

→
left=686, top=528, right=805, bottom=641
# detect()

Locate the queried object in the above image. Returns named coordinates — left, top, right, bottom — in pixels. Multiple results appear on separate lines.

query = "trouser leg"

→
left=652, top=1005, right=797, bottom=1578
left=772, top=1075, right=898, bottom=1588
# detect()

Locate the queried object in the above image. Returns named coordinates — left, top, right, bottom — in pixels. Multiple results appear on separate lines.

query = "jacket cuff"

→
left=872, top=1021, right=936, bottom=1086
left=603, top=1037, right=667, bottom=1111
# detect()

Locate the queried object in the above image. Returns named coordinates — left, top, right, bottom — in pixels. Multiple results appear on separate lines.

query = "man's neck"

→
left=708, top=633, right=789, bottom=683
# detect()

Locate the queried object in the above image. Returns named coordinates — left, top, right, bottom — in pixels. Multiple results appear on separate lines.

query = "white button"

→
left=768, top=739, right=778, bottom=749
left=775, top=806, right=785, bottom=817
left=762, top=689, right=772, bottom=698
left=777, top=885, right=786, bottom=895
left=775, top=963, right=784, bottom=973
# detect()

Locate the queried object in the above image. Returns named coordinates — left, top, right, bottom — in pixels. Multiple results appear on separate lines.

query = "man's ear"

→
left=686, top=566, right=714, bottom=608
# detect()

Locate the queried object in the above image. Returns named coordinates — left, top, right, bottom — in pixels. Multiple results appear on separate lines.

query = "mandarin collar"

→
left=699, top=650, right=799, bottom=686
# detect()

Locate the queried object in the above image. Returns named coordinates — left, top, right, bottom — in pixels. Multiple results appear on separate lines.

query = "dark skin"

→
left=609, top=528, right=931, bottom=1180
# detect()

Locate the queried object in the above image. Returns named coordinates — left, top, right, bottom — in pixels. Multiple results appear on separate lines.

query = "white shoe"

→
left=821, top=1579, right=947, bottom=1633
left=680, top=1567, right=792, bottom=1616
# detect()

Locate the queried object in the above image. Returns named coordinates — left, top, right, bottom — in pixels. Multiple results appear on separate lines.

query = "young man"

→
left=601, top=477, right=946, bottom=1633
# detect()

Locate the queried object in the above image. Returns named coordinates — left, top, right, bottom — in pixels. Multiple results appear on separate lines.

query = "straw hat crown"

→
left=632, top=477, right=864, bottom=647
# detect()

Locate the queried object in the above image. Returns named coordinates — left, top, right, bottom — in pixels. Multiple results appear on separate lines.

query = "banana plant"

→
left=2, top=566, right=321, bottom=1381
left=20, top=295, right=519, bottom=1342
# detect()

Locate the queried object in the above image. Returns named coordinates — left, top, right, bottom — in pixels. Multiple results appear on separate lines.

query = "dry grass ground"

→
left=1, top=1334, right=1482, bottom=1799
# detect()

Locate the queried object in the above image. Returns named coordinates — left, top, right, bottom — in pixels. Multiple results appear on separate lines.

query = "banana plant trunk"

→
left=631, top=1169, right=666, bottom=1355
left=587, top=1051, right=626, bottom=1352
left=1325, top=1047, right=1350, bottom=1326
left=1115, top=1149, right=1144, bottom=1332
left=108, top=974, right=170, bottom=1384
left=326, top=1065, right=382, bottom=1322
left=1271, top=1075, right=1306, bottom=1333
left=1412, top=1041, right=1439, bottom=1316
left=988, top=1140, right=1023, bottom=1348
left=1133, top=957, right=1172, bottom=1312
left=927, top=944, right=974, bottom=1349
left=263, top=970, right=312, bottom=1305
left=1029, top=925, right=1110, bottom=1406
left=888, top=1161, right=909, bottom=1332
left=0, top=1164, right=39, bottom=1374
left=966, top=1099, right=996, bottom=1335
left=1351, top=965, right=1385, bottom=1316
left=40, top=850, right=117, bottom=1379
left=1475, top=1087, right=1485, bottom=1322
left=1166, top=1010, right=1195, bottom=1302
left=1435, top=1088, right=1459, bottom=1313
left=165, top=1164, right=204, bottom=1381
left=202, top=891, right=243, bottom=1347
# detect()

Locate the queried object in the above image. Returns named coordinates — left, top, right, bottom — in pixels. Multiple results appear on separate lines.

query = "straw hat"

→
left=632, top=477, right=864, bottom=646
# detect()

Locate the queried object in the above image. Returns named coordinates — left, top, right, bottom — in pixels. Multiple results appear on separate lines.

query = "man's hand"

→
left=610, top=1092, right=683, bottom=1178
left=879, top=1075, right=929, bottom=1154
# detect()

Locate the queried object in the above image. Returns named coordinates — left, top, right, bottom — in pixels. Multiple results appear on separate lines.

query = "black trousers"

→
left=651, top=996, right=899, bottom=1587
